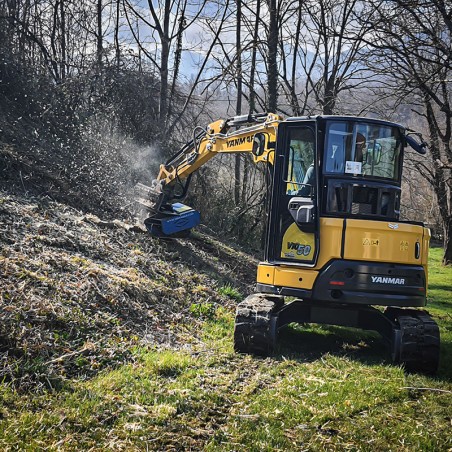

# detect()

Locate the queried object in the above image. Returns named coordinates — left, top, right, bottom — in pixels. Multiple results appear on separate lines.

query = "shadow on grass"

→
left=438, top=339, right=452, bottom=381
left=427, top=300, right=452, bottom=312
left=275, top=324, right=452, bottom=382
left=429, top=284, right=452, bottom=292
left=276, top=324, right=388, bottom=367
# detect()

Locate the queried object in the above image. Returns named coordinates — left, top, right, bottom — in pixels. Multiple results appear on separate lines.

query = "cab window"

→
left=324, top=121, right=402, bottom=181
left=285, top=127, right=315, bottom=196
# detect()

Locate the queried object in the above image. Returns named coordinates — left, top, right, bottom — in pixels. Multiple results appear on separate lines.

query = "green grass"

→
left=218, top=283, right=243, bottom=301
left=0, top=249, right=451, bottom=450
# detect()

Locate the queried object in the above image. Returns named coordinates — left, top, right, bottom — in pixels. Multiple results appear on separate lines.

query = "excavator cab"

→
left=259, top=117, right=424, bottom=304
left=240, top=116, right=439, bottom=374
left=267, top=120, right=319, bottom=266
left=265, top=117, right=404, bottom=267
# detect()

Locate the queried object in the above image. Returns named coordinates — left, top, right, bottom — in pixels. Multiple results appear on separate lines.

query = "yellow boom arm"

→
left=154, top=113, right=282, bottom=191
left=137, top=113, right=282, bottom=237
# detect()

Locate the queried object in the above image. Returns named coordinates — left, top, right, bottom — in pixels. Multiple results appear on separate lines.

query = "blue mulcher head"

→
left=144, top=203, right=200, bottom=238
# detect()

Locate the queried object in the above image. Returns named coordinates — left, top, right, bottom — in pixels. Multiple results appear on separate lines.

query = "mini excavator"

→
left=136, top=113, right=440, bottom=373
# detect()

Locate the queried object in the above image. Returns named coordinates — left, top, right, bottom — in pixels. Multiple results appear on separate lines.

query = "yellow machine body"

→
left=257, top=219, right=430, bottom=291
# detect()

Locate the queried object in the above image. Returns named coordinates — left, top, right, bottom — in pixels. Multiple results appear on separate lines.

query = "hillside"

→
left=1, top=189, right=451, bottom=450
left=0, top=189, right=256, bottom=389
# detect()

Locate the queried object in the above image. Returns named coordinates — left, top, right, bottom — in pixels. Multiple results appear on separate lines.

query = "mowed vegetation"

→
left=0, top=248, right=451, bottom=450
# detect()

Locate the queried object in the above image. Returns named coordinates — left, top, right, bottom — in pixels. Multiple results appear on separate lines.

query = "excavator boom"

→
left=136, top=113, right=281, bottom=237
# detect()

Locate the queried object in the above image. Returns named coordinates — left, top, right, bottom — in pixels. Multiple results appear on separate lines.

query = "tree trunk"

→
left=289, top=0, right=302, bottom=115
left=50, top=0, right=60, bottom=80
left=60, top=0, right=66, bottom=79
left=267, top=0, right=278, bottom=112
left=425, top=97, right=452, bottom=265
left=242, top=155, right=249, bottom=206
left=159, top=36, right=170, bottom=124
left=97, top=0, right=103, bottom=70
left=168, top=10, right=186, bottom=122
left=19, top=0, right=31, bottom=59
left=322, top=80, right=335, bottom=115
left=158, top=0, right=171, bottom=131
left=6, top=0, right=17, bottom=51
left=235, top=0, right=242, bottom=208
left=115, top=0, right=120, bottom=68
left=443, top=217, right=452, bottom=265
left=249, top=0, right=260, bottom=114
left=236, top=0, right=242, bottom=116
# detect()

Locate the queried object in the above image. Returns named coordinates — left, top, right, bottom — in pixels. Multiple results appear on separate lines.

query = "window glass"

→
left=325, top=122, right=352, bottom=173
left=285, top=127, right=315, bottom=196
left=324, top=121, right=402, bottom=181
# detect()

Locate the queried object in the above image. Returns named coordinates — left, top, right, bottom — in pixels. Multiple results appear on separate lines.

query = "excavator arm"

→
left=135, top=113, right=282, bottom=237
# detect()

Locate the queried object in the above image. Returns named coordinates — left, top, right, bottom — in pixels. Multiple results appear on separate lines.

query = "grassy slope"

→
left=0, top=194, right=451, bottom=450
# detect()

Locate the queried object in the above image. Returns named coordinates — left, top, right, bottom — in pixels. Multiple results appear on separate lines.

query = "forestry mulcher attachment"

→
left=136, top=113, right=440, bottom=374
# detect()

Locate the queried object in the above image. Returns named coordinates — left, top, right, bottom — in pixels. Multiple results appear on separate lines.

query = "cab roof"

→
left=285, top=115, right=405, bottom=131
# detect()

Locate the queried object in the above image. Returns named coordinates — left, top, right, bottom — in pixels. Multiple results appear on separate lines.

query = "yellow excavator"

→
left=136, top=113, right=440, bottom=374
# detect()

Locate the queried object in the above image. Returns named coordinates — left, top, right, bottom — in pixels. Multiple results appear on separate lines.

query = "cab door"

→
left=266, top=121, right=320, bottom=266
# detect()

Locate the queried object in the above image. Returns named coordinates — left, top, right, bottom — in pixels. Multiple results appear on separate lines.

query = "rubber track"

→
left=234, top=294, right=283, bottom=355
left=396, top=310, right=440, bottom=374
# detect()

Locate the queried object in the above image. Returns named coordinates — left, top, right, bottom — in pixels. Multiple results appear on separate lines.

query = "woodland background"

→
left=1, top=0, right=451, bottom=262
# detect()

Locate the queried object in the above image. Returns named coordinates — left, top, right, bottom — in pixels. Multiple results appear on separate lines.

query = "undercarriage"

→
left=234, top=294, right=440, bottom=374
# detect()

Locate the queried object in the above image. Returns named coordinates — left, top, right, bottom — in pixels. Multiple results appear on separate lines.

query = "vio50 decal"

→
left=371, top=276, right=405, bottom=285
left=287, top=242, right=312, bottom=256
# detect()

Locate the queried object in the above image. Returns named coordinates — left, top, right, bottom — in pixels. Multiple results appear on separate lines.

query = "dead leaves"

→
left=0, top=191, right=245, bottom=391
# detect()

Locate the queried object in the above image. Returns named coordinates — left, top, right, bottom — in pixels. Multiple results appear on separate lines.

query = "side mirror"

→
left=288, top=197, right=315, bottom=232
left=252, top=133, right=266, bottom=157
left=406, top=134, right=427, bottom=155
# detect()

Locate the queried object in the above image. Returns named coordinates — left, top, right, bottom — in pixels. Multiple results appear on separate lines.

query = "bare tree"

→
left=235, top=0, right=243, bottom=208
left=298, top=0, right=373, bottom=115
left=266, top=0, right=278, bottom=112
left=122, top=0, right=212, bottom=135
left=364, top=0, right=452, bottom=264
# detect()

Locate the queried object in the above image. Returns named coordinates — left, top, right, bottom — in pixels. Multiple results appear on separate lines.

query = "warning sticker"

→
left=345, top=161, right=362, bottom=174
left=400, top=240, right=409, bottom=251
left=363, top=238, right=379, bottom=246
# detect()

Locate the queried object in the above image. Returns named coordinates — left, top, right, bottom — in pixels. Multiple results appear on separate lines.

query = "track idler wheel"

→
left=234, top=293, right=284, bottom=355
left=387, top=308, right=440, bottom=374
